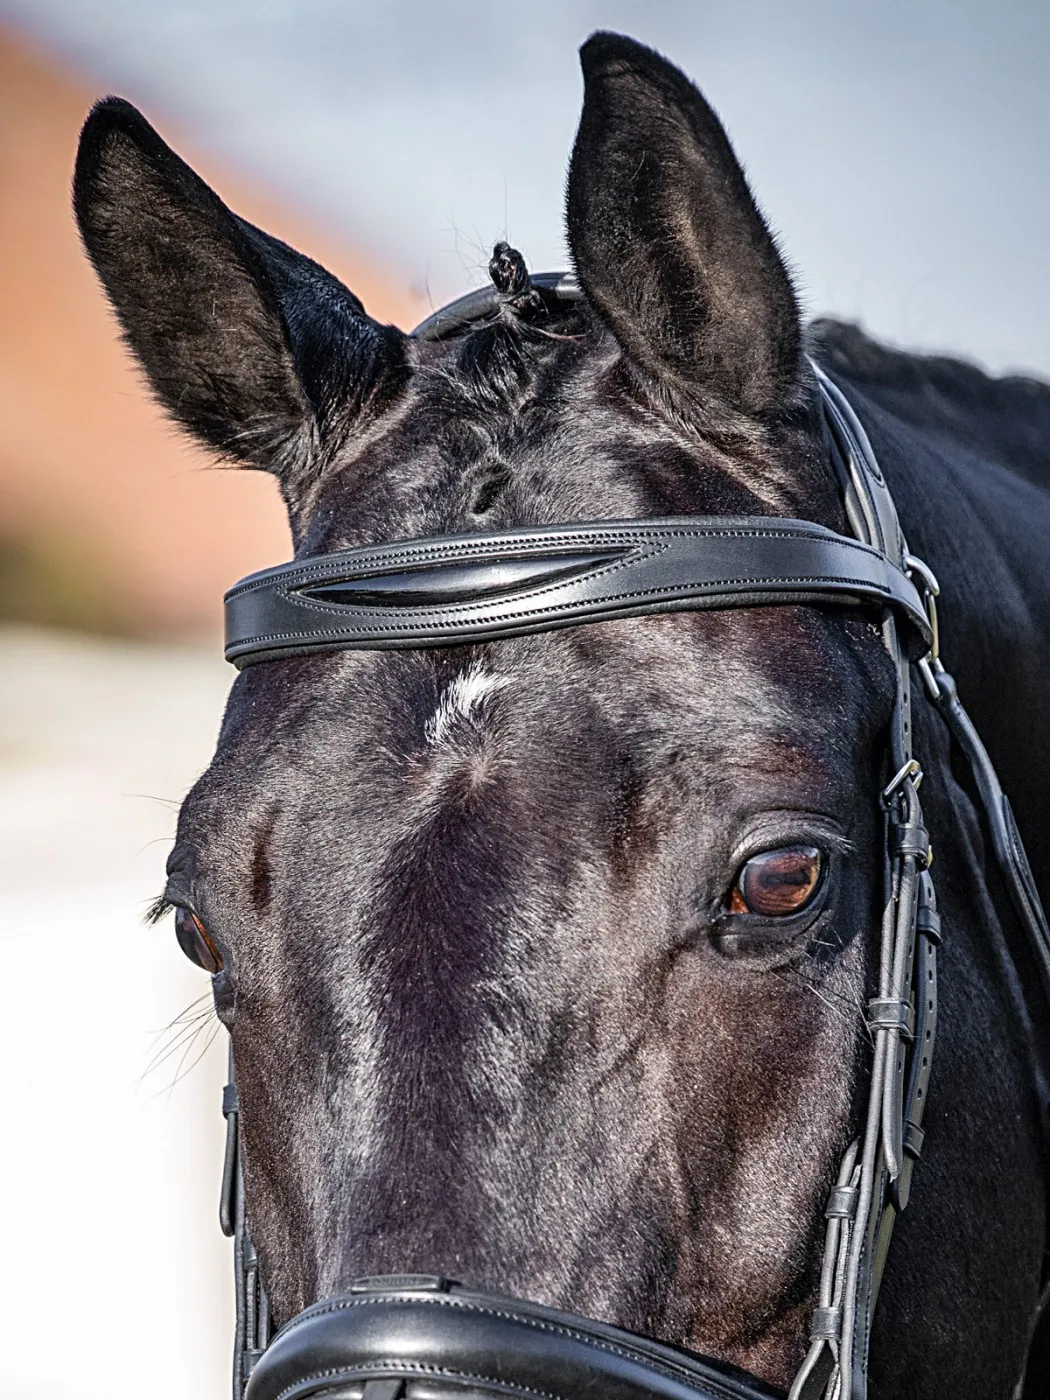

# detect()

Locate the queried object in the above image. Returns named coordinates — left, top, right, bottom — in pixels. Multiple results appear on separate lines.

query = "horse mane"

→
left=808, top=318, right=1050, bottom=487
left=427, top=243, right=587, bottom=419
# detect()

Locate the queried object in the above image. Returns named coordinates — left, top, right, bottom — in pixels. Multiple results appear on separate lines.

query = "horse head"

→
left=73, top=31, right=1049, bottom=1399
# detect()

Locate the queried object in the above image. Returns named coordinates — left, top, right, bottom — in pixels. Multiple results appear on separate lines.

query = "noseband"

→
left=215, top=276, right=1050, bottom=1400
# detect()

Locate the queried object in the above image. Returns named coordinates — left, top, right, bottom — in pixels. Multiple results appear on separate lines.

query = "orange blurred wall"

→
left=0, top=27, right=420, bottom=637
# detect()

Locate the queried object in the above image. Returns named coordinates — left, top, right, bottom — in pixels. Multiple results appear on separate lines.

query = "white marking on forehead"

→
left=426, top=662, right=508, bottom=747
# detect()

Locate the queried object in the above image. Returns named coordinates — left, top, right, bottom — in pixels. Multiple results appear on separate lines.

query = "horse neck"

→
left=847, top=382, right=1050, bottom=1397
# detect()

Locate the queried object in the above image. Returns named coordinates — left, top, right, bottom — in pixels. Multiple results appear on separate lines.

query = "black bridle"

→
left=214, top=276, right=1050, bottom=1400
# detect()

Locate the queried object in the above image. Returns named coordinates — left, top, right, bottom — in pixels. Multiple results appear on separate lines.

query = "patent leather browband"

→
left=224, top=517, right=931, bottom=668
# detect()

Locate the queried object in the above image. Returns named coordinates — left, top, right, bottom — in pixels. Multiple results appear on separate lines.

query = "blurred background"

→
left=0, top=3, right=1046, bottom=1397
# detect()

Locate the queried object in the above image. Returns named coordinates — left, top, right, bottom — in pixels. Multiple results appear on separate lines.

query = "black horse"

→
left=74, top=32, right=1048, bottom=1399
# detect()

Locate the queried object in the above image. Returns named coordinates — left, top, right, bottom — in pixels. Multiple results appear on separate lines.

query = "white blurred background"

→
left=0, top=4, right=1046, bottom=1398
left=0, top=630, right=233, bottom=1397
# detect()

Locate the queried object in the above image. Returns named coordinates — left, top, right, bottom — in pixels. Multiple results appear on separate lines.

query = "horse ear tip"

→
left=579, top=31, right=644, bottom=73
left=86, top=94, right=137, bottom=118
left=79, top=96, right=148, bottom=148
left=579, top=34, right=684, bottom=100
left=75, top=97, right=144, bottom=190
left=74, top=97, right=172, bottom=231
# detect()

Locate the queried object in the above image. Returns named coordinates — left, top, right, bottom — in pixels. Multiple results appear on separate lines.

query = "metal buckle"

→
left=905, top=554, right=946, bottom=701
left=883, top=758, right=922, bottom=803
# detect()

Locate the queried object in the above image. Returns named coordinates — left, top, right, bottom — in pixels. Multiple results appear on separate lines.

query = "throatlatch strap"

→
left=930, top=669, right=1050, bottom=1002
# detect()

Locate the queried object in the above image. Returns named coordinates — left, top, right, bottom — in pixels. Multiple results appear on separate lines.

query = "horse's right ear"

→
left=73, top=98, right=408, bottom=492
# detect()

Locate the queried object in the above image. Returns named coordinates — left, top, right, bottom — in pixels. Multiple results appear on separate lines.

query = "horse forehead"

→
left=423, top=661, right=508, bottom=747
left=191, top=605, right=873, bottom=866
left=370, top=616, right=833, bottom=754
left=229, top=606, right=859, bottom=767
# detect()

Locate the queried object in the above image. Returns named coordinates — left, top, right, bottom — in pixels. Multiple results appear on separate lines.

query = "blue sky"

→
left=6, top=0, right=1049, bottom=374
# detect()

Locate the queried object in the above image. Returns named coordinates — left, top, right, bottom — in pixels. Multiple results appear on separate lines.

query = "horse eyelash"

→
left=146, top=894, right=175, bottom=925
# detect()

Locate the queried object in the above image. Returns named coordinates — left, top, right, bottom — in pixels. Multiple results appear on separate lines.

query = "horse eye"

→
left=728, top=846, right=822, bottom=917
left=174, top=907, right=224, bottom=973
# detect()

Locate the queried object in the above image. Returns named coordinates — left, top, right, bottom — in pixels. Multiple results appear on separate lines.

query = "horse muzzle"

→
left=243, top=1276, right=778, bottom=1400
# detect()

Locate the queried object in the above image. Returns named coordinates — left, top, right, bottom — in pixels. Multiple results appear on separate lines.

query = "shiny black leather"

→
left=929, top=667, right=1050, bottom=1001
left=411, top=271, right=581, bottom=342
left=224, top=517, right=931, bottom=669
left=243, top=1277, right=777, bottom=1400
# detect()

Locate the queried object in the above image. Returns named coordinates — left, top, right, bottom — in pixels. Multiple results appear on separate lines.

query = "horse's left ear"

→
left=566, top=33, right=801, bottom=419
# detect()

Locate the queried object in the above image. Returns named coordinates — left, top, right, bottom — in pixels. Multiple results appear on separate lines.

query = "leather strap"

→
left=223, top=1054, right=272, bottom=1398
left=411, top=271, right=582, bottom=342
left=791, top=365, right=932, bottom=1400
left=929, top=668, right=1050, bottom=1003
left=224, top=518, right=931, bottom=669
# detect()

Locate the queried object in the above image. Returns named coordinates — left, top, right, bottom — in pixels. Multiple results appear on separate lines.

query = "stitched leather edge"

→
left=264, top=1359, right=563, bottom=1400
left=224, top=522, right=892, bottom=600
left=258, top=1293, right=762, bottom=1400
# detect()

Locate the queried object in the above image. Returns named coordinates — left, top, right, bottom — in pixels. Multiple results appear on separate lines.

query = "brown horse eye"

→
left=174, top=907, right=224, bottom=974
left=728, top=846, right=823, bottom=917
